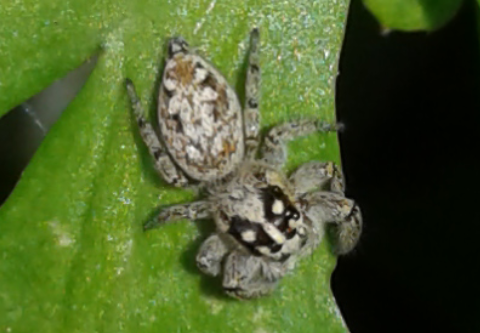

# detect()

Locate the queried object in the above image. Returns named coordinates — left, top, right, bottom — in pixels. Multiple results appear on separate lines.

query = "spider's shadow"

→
left=178, top=218, right=234, bottom=301
left=142, top=207, right=230, bottom=300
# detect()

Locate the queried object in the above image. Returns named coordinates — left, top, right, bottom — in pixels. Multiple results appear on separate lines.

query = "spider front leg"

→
left=244, top=28, right=261, bottom=159
left=222, top=250, right=287, bottom=299
left=260, top=119, right=340, bottom=168
left=125, top=79, right=190, bottom=188
left=196, top=233, right=230, bottom=277
left=143, top=200, right=211, bottom=230
left=289, top=161, right=345, bottom=196
left=301, top=191, right=362, bottom=255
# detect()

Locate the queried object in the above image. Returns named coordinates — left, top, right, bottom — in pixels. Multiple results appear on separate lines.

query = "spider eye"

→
left=291, top=211, right=300, bottom=220
left=271, top=185, right=281, bottom=193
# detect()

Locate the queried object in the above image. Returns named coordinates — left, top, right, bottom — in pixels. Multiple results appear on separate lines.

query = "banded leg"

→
left=125, top=79, right=189, bottom=187
left=260, top=119, right=340, bottom=167
left=143, top=200, right=211, bottom=230
left=289, top=161, right=344, bottom=196
left=334, top=210, right=362, bottom=255
left=301, top=191, right=362, bottom=255
left=244, top=28, right=261, bottom=159
left=196, top=233, right=230, bottom=277
left=330, top=163, right=346, bottom=194
left=222, top=250, right=287, bottom=299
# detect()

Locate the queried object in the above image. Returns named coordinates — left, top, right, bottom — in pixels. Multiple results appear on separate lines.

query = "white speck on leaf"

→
left=253, top=306, right=272, bottom=323
left=194, top=0, right=217, bottom=34
left=203, top=297, right=224, bottom=315
left=48, top=220, right=75, bottom=247
left=254, top=328, right=270, bottom=333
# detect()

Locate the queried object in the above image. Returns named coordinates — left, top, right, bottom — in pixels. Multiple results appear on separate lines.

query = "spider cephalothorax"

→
left=126, top=28, right=362, bottom=299
left=211, top=162, right=308, bottom=262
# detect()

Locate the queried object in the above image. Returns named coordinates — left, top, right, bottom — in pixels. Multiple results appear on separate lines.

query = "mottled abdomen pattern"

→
left=158, top=50, right=244, bottom=181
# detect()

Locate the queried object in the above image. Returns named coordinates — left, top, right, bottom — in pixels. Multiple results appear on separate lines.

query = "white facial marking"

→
left=271, top=199, right=285, bottom=215
left=262, top=223, right=285, bottom=244
left=256, top=246, right=271, bottom=256
left=288, top=219, right=298, bottom=229
left=241, top=230, right=256, bottom=243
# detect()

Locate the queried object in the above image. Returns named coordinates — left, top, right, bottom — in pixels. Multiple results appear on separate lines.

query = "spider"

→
left=125, top=28, right=362, bottom=299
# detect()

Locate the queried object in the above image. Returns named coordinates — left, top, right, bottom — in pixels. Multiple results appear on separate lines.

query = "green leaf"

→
left=0, top=0, right=127, bottom=116
left=0, top=1, right=349, bottom=332
left=363, top=0, right=463, bottom=31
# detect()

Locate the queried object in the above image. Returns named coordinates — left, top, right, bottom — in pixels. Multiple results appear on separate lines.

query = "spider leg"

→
left=125, top=78, right=190, bottom=188
left=222, top=250, right=287, bottom=299
left=260, top=119, right=340, bottom=168
left=244, top=28, right=262, bottom=159
left=196, top=233, right=231, bottom=277
left=301, top=191, right=362, bottom=255
left=143, top=200, right=211, bottom=230
left=289, top=161, right=345, bottom=196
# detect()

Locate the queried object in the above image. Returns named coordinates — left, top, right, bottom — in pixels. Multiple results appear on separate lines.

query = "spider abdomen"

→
left=158, top=39, right=245, bottom=182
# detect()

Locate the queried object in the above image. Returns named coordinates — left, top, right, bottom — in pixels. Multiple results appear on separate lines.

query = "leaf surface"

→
left=0, top=1, right=348, bottom=332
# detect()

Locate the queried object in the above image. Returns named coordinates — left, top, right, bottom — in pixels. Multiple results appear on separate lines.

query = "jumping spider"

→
left=125, top=28, right=362, bottom=299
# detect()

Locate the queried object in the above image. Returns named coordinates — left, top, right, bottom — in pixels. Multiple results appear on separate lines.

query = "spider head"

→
left=222, top=166, right=309, bottom=261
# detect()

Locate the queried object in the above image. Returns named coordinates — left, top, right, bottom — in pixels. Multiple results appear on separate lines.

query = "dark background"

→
left=333, top=0, right=480, bottom=332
